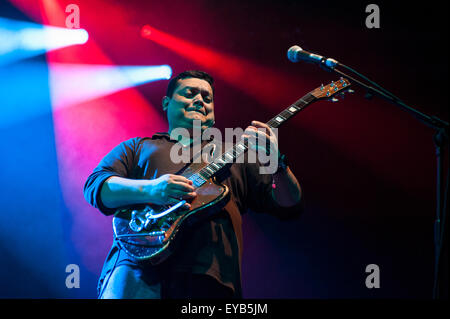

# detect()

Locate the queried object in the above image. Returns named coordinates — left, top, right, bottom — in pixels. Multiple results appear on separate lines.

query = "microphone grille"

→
left=287, top=45, right=302, bottom=62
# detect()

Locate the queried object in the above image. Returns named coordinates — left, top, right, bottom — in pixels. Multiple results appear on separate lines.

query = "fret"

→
left=268, top=118, right=282, bottom=128
left=274, top=115, right=285, bottom=123
left=280, top=110, right=291, bottom=118
left=288, top=105, right=299, bottom=113
left=298, top=97, right=308, bottom=105
left=210, top=162, right=220, bottom=170
left=224, top=153, right=233, bottom=161
left=236, top=143, right=246, bottom=152
left=189, top=173, right=207, bottom=187
left=198, top=145, right=243, bottom=180
left=196, top=174, right=206, bottom=184
left=198, top=170, right=209, bottom=180
left=266, top=93, right=316, bottom=129
left=295, top=93, right=315, bottom=108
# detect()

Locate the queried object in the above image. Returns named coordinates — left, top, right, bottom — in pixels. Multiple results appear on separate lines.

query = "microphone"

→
left=287, top=45, right=338, bottom=69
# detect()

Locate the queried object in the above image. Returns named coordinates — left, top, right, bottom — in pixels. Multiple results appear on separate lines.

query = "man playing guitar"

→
left=84, top=70, right=303, bottom=298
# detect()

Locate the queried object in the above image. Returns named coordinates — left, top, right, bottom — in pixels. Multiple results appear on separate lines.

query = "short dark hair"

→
left=166, top=70, right=215, bottom=98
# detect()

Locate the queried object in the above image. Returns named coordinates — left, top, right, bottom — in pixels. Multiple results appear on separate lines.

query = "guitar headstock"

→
left=311, top=77, right=352, bottom=101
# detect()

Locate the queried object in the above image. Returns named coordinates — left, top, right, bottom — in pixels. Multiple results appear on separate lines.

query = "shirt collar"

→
left=151, top=131, right=214, bottom=145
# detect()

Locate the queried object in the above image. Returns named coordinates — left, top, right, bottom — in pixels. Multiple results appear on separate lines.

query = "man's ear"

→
left=162, top=96, right=170, bottom=111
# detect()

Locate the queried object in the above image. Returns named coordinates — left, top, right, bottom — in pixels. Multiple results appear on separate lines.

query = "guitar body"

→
left=113, top=175, right=230, bottom=265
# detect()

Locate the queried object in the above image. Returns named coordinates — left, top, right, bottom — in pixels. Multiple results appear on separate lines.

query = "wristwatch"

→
left=272, top=153, right=288, bottom=189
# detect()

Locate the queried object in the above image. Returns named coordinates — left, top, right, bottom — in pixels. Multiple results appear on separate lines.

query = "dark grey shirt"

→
left=84, top=132, right=303, bottom=297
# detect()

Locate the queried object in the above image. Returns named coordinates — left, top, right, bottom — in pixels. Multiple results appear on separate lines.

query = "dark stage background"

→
left=0, top=0, right=448, bottom=298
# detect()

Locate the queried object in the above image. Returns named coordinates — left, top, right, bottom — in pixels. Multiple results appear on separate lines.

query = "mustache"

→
left=185, top=106, right=206, bottom=115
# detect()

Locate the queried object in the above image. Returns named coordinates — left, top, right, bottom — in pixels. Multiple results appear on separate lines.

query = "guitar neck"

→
left=265, top=92, right=316, bottom=128
left=186, top=92, right=317, bottom=185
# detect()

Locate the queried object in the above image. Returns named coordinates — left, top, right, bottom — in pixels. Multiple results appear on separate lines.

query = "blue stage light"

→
left=0, top=17, right=89, bottom=65
left=0, top=62, right=172, bottom=127
left=47, top=63, right=173, bottom=108
left=120, top=64, right=172, bottom=83
left=0, top=61, right=52, bottom=128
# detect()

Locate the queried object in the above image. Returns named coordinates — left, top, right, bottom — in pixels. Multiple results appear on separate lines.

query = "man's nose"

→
left=193, top=95, right=204, bottom=108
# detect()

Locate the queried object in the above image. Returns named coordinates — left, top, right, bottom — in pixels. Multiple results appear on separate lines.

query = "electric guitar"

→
left=113, top=78, right=352, bottom=264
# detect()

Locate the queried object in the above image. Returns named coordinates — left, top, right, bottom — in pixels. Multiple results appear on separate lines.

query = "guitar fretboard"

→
left=187, top=92, right=316, bottom=187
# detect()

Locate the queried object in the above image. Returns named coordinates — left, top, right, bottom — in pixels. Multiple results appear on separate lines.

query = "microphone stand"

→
left=319, top=60, right=449, bottom=299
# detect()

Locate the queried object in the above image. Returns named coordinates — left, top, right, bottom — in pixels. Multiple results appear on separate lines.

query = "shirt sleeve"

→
left=242, top=153, right=304, bottom=220
left=83, top=137, right=141, bottom=215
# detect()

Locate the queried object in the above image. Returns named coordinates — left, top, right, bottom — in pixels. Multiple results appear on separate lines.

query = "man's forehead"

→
left=176, top=78, right=213, bottom=93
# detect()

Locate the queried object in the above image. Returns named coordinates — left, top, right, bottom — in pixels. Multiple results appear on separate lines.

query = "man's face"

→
left=163, top=77, right=215, bottom=132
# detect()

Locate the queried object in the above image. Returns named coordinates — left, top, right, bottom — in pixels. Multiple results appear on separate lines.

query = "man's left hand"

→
left=242, top=120, right=279, bottom=165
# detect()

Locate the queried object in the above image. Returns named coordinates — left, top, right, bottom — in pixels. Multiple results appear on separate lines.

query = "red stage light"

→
left=140, top=24, right=152, bottom=38
left=139, top=24, right=306, bottom=109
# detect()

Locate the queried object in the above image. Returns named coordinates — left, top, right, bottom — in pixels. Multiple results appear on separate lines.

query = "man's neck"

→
left=168, top=127, right=201, bottom=147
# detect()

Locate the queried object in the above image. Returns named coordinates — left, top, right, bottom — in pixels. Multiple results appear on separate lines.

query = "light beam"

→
left=48, top=63, right=172, bottom=108
left=0, top=17, right=88, bottom=65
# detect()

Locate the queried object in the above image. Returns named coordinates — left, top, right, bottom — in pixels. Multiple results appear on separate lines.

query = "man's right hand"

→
left=147, top=174, right=197, bottom=208
left=100, top=175, right=196, bottom=210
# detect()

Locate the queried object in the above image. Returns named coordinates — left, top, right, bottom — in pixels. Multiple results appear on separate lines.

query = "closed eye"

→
left=183, top=88, right=212, bottom=103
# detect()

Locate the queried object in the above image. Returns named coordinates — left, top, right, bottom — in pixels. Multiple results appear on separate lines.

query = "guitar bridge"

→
left=128, top=201, right=186, bottom=233
left=129, top=210, right=146, bottom=232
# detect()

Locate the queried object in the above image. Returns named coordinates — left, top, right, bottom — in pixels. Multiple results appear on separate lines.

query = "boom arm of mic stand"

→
left=322, top=63, right=449, bottom=131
